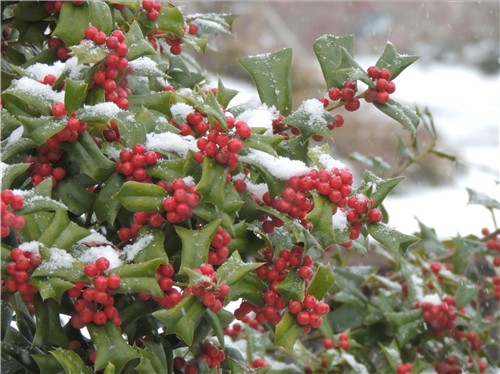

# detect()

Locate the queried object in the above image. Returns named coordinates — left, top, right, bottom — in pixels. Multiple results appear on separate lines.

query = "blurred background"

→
left=178, top=1, right=499, bottom=237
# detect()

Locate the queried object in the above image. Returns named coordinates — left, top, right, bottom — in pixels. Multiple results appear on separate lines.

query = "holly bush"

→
left=1, top=1, right=499, bottom=373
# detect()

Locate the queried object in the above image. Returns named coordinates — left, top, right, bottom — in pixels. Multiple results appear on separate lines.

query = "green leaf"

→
left=176, top=219, right=222, bottom=275
left=273, top=312, right=302, bottom=353
left=36, top=210, right=90, bottom=249
left=135, top=348, right=167, bottom=374
left=152, top=295, right=206, bottom=345
left=466, top=187, right=500, bottom=210
left=71, top=41, right=108, bottom=65
left=216, top=251, right=262, bottom=286
left=55, top=176, right=95, bottom=216
left=305, top=191, right=335, bottom=246
left=112, top=259, right=163, bottom=297
left=88, top=322, right=140, bottom=373
left=52, top=2, right=90, bottom=46
left=126, top=92, right=172, bottom=116
left=146, top=158, right=186, bottom=181
left=227, top=272, right=268, bottom=305
left=455, top=280, right=478, bottom=308
left=113, top=181, right=166, bottom=212
left=275, top=271, right=305, bottom=303
left=313, top=35, right=353, bottom=89
left=281, top=99, right=333, bottom=140
left=32, top=353, right=64, bottom=374
left=2, top=326, right=42, bottom=374
left=60, top=132, right=115, bottom=183
left=195, top=157, right=227, bottom=208
left=157, top=6, right=184, bottom=37
left=356, top=171, right=404, bottom=207
left=30, top=277, right=75, bottom=302
left=379, top=341, right=402, bottom=370
left=124, top=21, right=157, bottom=61
left=204, top=309, right=234, bottom=348
left=367, top=223, right=419, bottom=259
left=453, top=237, right=484, bottom=274
left=0, top=162, right=30, bottom=190
left=32, top=297, right=69, bottom=348
left=133, top=228, right=168, bottom=263
left=307, top=264, right=335, bottom=299
left=18, top=116, right=68, bottom=145
left=64, top=79, right=88, bottom=114
left=374, top=99, right=420, bottom=135
left=375, top=42, right=419, bottom=80
left=239, top=48, right=293, bottom=115
left=217, top=77, right=239, bottom=108
left=14, top=1, right=49, bottom=22
left=88, top=0, right=113, bottom=35
left=94, top=173, right=124, bottom=224
left=242, top=133, right=282, bottom=156
left=50, top=350, right=92, bottom=374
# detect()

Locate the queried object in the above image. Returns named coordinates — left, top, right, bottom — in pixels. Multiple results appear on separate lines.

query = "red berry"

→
left=85, top=25, right=98, bottom=40
left=367, top=66, right=380, bottom=79
left=96, top=257, right=110, bottom=272
left=188, top=23, right=199, bottom=35
left=93, top=31, right=107, bottom=45
left=51, top=102, right=66, bottom=117
left=107, top=274, right=121, bottom=289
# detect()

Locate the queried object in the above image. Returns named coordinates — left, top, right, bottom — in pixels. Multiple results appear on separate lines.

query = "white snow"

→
left=78, top=231, right=111, bottom=245
left=128, top=56, right=162, bottom=75
left=419, top=293, right=442, bottom=305
left=6, top=126, right=24, bottom=146
left=81, top=102, right=121, bottom=118
left=296, top=98, right=329, bottom=127
left=38, top=247, right=75, bottom=271
left=18, top=241, right=41, bottom=255
left=309, top=146, right=347, bottom=170
left=25, top=61, right=66, bottom=81
left=6, top=77, right=64, bottom=103
left=235, top=104, right=278, bottom=135
left=170, top=103, right=195, bottom=123
left=145, top=132, right=198, bottom=156
left=240, top=149, right=311, bottom=180
left=332, top=209, right=348, bottom=231
left=123, top=234, right=154, bottom=262
left=76, top=245, right=123, bottom=270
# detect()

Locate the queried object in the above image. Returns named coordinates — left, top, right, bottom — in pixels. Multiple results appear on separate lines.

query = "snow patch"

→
left=18, top=241, right=41, bottom=255
left=420, top=293, right=442, bottom=305
left=145, top=132, right=198, bottom=156
left=38, top=247, right=75, bottom=271
left=123, top=234, right=154, bottom=262
left=241, top=149, right=311, bottom=180
left=235, top=104, right=278, bottom=135
left=170, top=103, right=194, bottom=123
left=76, top=245, right=122, bottom=270
left=6, top=77, right=64, bottom=103
left=332, top=209, right=348, bottom=231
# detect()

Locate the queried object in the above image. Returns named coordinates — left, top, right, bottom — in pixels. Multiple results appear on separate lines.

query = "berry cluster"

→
left=247, top=358, right=270, bottom=369
left=25, top=145, right=65, bottom=187
left=327, top=79, right=360, bottom=112
left=256, top=246, right=314, bottom=287
left=416, top=295, right=457, bottom=336
left=194, top=119, right=249, bottom=172
left=160, top=178, right=200, bottom=224
left=223, top=322, right=243, bottom=339
left=493, top=276, right=500, bottom=301
left=482, top=228, right=500, bottom=267
left=117, top=211, right=165, bottom=242
left=69, top=257, right=122, bottom=328
left=115, top=144, right=159, bottom=182
left=345, top=194, right=383, bottom=242
left=50, top=102, right=88, bottom=141
left=3, top=248, right=41, bottom=303
left=1, top=190, right=25, bottom=238
left=47, top=36, right=71, bottom=62
left=234, top=246, right=317, bottom=330
left=141, top=0, right=162, bottom=22
left=434, top=354, right=487, bottom=374
left=199, top=341, right=226, bottom=370
left=138, top=264, right=183, bottom=309
left=84, top=26, right=130, bottom=109
left=208, top=226, right=232, bottom=265
left=288, top=294, right=330, bottom=333
left=396, top=362, right=413, bottom=374
left=364, top=66, right=395, bottom=105
left=184, top=264, right=230, bottom=313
